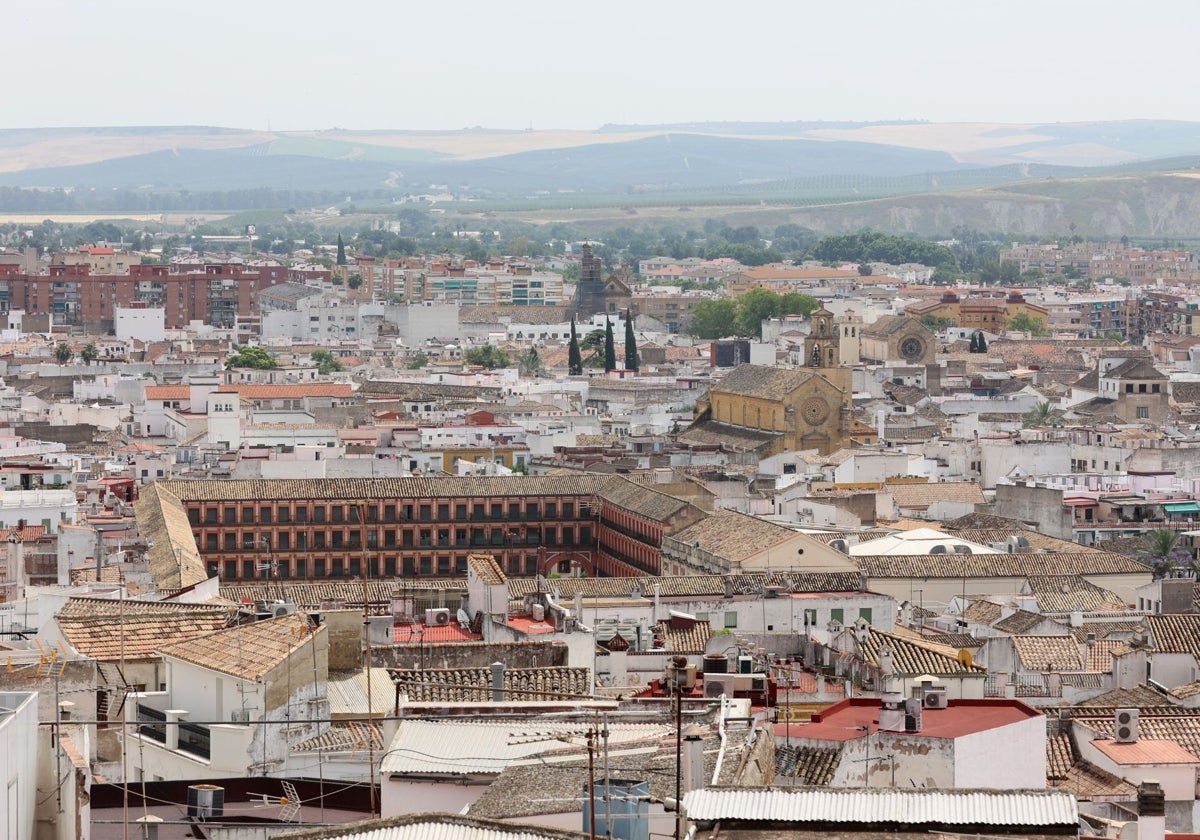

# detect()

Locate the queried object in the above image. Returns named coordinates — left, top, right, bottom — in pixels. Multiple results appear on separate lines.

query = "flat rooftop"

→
left=778, top=697, right=1043, bottom=742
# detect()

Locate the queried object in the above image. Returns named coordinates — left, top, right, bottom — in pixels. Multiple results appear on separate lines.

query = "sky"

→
left=12, top=0, right=1200, bottom=132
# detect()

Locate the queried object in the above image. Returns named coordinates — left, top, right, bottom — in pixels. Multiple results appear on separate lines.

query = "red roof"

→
left=778, top=697, right=1042, bottom=742
left=1093, top=738, right=1200, bottom=765
left=507, top=615, right=557, bottom=635
left=145, top=385, right=190, bottom=400
left=393, top=622, right=481, bottom=644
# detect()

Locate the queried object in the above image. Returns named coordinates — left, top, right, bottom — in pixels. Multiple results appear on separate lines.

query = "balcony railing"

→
left=178, top=722, right=211, bottom=759
left=137, top=704, right=166, bottom=743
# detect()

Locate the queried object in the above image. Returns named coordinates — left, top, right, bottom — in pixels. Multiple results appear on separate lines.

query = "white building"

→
left=0, top=691, right=38, bottom=840
left=114, top=306, right=166, bottom=343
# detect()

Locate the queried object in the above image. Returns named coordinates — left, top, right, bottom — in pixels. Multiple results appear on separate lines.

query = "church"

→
left=572, top=243, right=632, bottom=317
left=682, top=361, right=875, bottom=457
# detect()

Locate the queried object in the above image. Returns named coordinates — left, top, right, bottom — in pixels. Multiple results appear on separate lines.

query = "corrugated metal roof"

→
left=380, top=719, right=671, bottom=776
left=327, top=668, right=395, bottom=717
left=681, top=787, right=1079, bottom=826
left=274, top=812, right=591, bottom=840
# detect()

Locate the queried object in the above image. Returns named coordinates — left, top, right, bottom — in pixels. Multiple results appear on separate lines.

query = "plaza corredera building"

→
left=136, top=475, right=706, bottom=590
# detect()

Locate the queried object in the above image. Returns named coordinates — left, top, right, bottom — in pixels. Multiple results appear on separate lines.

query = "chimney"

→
left=1137, top=780, right=1165, bottom=840
left=489, top=662, right=505, bottom=702
left=681, top=725, right=706, bottom=793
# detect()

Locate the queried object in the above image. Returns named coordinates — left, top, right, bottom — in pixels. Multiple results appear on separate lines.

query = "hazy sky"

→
left=15, top=0, right=1199, bottom=131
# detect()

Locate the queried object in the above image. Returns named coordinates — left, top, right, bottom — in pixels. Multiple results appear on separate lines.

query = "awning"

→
left=1164, top=502, right=1200, bottom=515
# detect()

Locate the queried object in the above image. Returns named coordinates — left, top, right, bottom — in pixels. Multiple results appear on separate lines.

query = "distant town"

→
left=3, top=228, right=1200, bottom=840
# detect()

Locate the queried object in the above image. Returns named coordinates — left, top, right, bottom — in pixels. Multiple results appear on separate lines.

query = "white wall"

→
left=0, top=692, right=39, bottom=840
left=952, top=713, right=1046, bottom=788
left=115, top=308, right=166, bottom=343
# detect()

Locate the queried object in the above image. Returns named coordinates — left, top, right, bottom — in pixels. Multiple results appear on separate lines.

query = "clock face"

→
left=900, top=336, right=924, bottom=361
left=802, top=396, right=830, bottom=426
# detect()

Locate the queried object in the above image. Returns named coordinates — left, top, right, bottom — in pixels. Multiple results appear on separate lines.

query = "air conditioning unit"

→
left=425, top=608, right=451, bottom=626
left=187, top=784, right=225, bottom=819
left=703, top=673, right=736, bottom=698
left=273, top=603, right=297, bottom=618
left=923, top=689, right=949, bottom=710
left=1115, top=708, right=1139, bottom=742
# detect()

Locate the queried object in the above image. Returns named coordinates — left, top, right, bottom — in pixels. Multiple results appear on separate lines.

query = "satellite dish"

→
left=957, top=649, right=974, bottom=667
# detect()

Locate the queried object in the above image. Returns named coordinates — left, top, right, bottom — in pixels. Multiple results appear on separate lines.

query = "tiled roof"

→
left=1169, top=680, right=1200, bottom=700
left=467, top=553, right=506, bottom=585
left=775, top=745, right=841, bottom=785
left=656, top=620, right=712, bottom=654
left=157, top=615, right=321, bottom=680
left=134, top=482, right=209, bottom=591
left=275, top=812, right=599, bottom=840
left=1011, top=636, right=1084, bottom=671
left=144, top=385, right=191, bottom=400
left=1077, top=685, right=1173, bottom=708
left=993, top=609, right=1052, bottom=635
left=214, top=383, right=353, bottom=399
left=1072, top=712, right=1200, bottom=761
left=1047, top=730, right=1074, bottom=779
left=885, top=481, right=987, bottom=509
left=948, top=528, right=1094, bottom=554
left=1144, top=614, right=1200, bottom=660
left=58, top=610, right=231, bottom=662
left=598, top=475, right=700, bottom=524
left=1051, top=760, right=1138, bottom=799
left=862, top=314, right=927, bottom=339
left=154, top=474, right=610, bottom=502
left=1026, top=575, right=1127, bottom=613
left=709, top=364, right=818, bottom=400
left=962, top=600, right=1004, bottom=625
left=856, top=628, right=987, bottom=676
left=1104, top=358, right=1167, bottom=381
left=389, top=666, right=592, bottom=703
left=677, top=419, right=782, bottom=451
left=291, top=720, right=383, bottom=754
left=1068, top=620, right=1142, bottom=643
left=667, top=509, right=805, bottom=565
left=507, top=571, right=865, bottom=600
left=222, top=579, right=467, bottom=608
left=1093, top=738, right=1200, bottom=765
left=855, top=552, right=1149, bottom=579
left=460, top=305, right=574, bottom=324
left=1084, top=640, right=1127, bottom=672
left=55, top=596, right=230, bottom=620
left=393, top=623, right=480, bottom=644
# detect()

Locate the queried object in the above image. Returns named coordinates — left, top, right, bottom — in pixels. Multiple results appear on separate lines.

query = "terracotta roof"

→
left=214, top=383, right=353, bottom=399
left=157, top=615, right=321, bottom=680
left=1068, top=620, right=1142, bottom=643
left=598, top=475, right=701, bottom=525
left=667, top=509, right=809, bottom=566
left=459, top=305, right=573, bottom=325
left=388, top=666, right=591, bottom=702
left=1073, top=712, right=1200, bottom=761
left=58, top=610, right=231, bottom=662
left=656, top=620, right=712, bottom=654
left=962, top=600, right=1004, bottom=625
left=1078, top=685, right=1173, bottom=708
left=393, top=622, right=481, bottom=644
left=154, top=474, right=610, bottom=502
left=677, top=419, right=782, bottom=451
left=1011, top=636, right=1084, bottom=671
left=55, top=596, right=230, bottom=620
left=885, top=481, right=987, bottom=510
left=1026, top=575, right=1127, bottom=613
left=1144, top=614, right=1200, bottom=660
left=134, top=483, right=209, bottom=591
left=855, top=627, right=987, bottom=677
left=709, top=364, right=821, bottom=400
left=144, top=385, right=190, bottom=400
left=467, top=553, right=506, bottom=586
left=994, top=609, right=1052, bottom=635
left=775, top=745, right=841, bottom=784
left=1047, top=731, right=1074, bottom=779
left=507, top=571, right=865, bottom=600
left=1093, top=738, right=1200, bottom=765
left=856, top=552, right=1149, bottom=579
left=291, top=720, right=383, bottom=754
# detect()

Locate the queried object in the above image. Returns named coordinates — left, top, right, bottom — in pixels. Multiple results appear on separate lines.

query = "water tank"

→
left=186, top=784, right=225, bottom=819
left=584, top=779, right=649, bottom=840
left=532, top=603, right=546, bottom=622
left=701, top=653, right=728, bottom=674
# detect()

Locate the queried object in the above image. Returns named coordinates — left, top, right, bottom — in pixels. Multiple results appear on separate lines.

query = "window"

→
left=419, top=505, right=431, bottom=522
left=349, top=558, right=360, bottom=576
left=803, top=609, right=817, bottom=628
left=830, top=608, right=844, bottom=623
left=278, top=507, right=290, bottom=524
left=419, top=557, right=431, bottom=575
left=242, top=508, right=254, bottom=524
left=438, top=504, right=450, bottom=520
left=332, top=506, right=344, bottom=523
left=224, top=508, right=236, bottom=524
left=455, top=504, right=467, bottom=520
left=859, top=608, right=873, bottom=624
left=314, top=558, right=326, bottom=577
left=242, top=560, right=255, bottom=578
left=546, top=502, right=557, bottom=518
left=563, top=502, right=574, bottom=518
left=332, top=532, right=343, bottom=549
left=385, top=557, right=396, bottom=576
left=403, top=557, right=415, bottom=576
left=224, top=560, right=237, bottom=579
left=313, top=507, right=326, bottom=523
left=224, top=534, right=236, bottom=551
left=313, top=532, right=326, bottom=549
left=277, top=533, right=290, bottom=550
left=296, top=507, right=308, bottom=524
left=188, top=509, right=200, bottom=525
left=724, top=611, right=738, bottom=629
left=205, top=534, right=218, bottom=551
left=384, top=505, right=397, bottom=523
left=1137, top=406, right=1150, bottom=419
left=509, top=503, right=520, bottom=519
left=331, top=558, right=344, bottom=576
left=260, top=507, right=272, bottom=524
left=438, top=556, right=450, bottom=574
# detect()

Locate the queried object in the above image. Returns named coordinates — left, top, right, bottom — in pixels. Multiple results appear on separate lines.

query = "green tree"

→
left=690, top=299, right=737, bottom=339
left=310, top=349, right=343, bottom=375
left=920, top=314, right=956, bottom=332
left=603, top=318, right=616, bottom=372
left=1138, top=529, right=1196, bottom=579
left=778, top=292, right=820, bottom=317
left=1022, top=400, right=1061, bottom=427
left=1008, top=312, right=1047, bottom=336
left=226, top=345, right=277, bottom=369
left=969, top=332, right=980, bottom=353
left=735, top=289, right=783, bottom=338
left=976, top=332, right=987, bottom=352
left=80, top=343, right=98, bottom=363
left=568, top=319, right=583, bottom=376
left=347, top=273, right=363, bottom=290
left=518, top=347, right=543, bottom=377
left=54, top=342, right=72, bottom=364
left=406, top=352, right=429, bottom=369
left=336, top=234, right=347, bottom=265
left=464, top=344, right=510, bottom=370
left=624, top=308, right=639, bottom=372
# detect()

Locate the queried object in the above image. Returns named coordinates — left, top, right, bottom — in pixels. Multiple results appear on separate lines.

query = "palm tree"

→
left=1139, top=528, right=1189, bottom=579
left=1022, top=400, right=1061, bottom=427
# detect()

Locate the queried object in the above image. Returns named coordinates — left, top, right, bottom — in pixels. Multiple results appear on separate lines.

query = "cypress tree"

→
left=977, top=332, right=988, bottom=352
left=624, top=308, right=639, bottom=372
left=568, top=318, right=583, bottom=375
left=969, top=331, right=980, bottom=353
left=603, top=317, right=616, bottom=372
left=336, top=234, right=346, bottom=266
